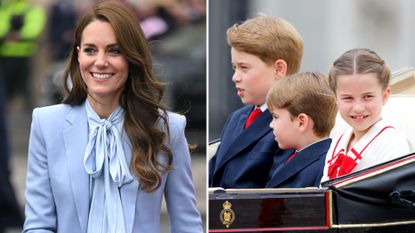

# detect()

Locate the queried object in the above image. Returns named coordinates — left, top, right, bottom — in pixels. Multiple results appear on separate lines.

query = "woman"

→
left=23, top=1, right=203, bottom=233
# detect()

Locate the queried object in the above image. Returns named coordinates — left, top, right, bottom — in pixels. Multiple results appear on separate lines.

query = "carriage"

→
left=209, top=152, right=415, bottom=232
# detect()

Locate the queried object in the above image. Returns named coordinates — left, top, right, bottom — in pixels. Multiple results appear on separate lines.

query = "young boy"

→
left=265, top=72, right=337, bottom=188
left=208, top=16, right=304, bottom=188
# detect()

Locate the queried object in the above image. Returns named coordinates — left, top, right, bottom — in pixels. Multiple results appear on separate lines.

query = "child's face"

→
left=269, top=108, right=298, bottom=149
left=231, top=48, right=277, bottom=106
left=335, top=73, right=390, bottom=138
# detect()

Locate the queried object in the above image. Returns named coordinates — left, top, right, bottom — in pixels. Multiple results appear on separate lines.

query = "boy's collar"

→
left=296, top=137, right=330, bottom=153
left=256, top=104, right=268, bottom=112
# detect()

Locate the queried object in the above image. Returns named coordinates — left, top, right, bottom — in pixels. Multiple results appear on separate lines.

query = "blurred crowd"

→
left=47, top=0, right=206, bottom=59
left=0, top=0, right=206, bottom=110
left=0, top=0, right=206, bottom=231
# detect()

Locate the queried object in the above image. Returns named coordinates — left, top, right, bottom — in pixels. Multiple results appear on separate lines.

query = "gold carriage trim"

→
left=332, top=220, right=415, bottom=229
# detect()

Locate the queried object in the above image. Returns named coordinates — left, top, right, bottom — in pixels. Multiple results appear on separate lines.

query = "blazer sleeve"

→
left=164, top=114, right=203, bottom=233
left=23, top=108, right=57, bottom=233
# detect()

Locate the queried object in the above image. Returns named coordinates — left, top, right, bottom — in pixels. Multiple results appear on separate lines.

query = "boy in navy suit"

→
left=265, top=72, right=337, bottom=188
left=209, top=16, right=304, bottom=188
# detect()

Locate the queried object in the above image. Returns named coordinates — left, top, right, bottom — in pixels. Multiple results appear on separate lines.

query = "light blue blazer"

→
left=23, top=102, right=203, bottom=233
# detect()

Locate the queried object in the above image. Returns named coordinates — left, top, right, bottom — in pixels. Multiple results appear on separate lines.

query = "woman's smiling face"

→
left=77, top=19, right=129, bottom=105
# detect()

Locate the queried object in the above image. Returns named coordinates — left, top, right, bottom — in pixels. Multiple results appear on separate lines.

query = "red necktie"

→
left=244, top=108, right=262, bottom=128
left=286, top=151, right=298, bottom=163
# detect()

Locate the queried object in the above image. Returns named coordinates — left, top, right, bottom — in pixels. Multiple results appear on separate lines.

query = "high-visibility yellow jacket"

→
left=0, top=0, right=46, bottom=57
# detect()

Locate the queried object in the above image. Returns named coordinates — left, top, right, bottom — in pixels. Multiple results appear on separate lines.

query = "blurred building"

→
left=209, top=0, right=415, bottom=140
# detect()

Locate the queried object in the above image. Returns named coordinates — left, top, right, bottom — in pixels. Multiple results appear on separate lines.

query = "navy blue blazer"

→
left=265, top=138, right=332, bottom=188
left=209, top=105, right=280, bottom=188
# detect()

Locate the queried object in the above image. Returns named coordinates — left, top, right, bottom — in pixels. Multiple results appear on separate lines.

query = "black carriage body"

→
left=209, top=153, right=415, bottom=232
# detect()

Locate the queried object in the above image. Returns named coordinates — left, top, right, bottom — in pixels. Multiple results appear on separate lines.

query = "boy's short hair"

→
left=266, top=72, right=337, bottom=137
left=227, top=16, right=304, bottom=75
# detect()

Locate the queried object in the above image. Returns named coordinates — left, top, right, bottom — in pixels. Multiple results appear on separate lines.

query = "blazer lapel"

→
left=120, top=133, right=139, bottom=233
left=232, top=107, right=250, bottom=138
left=267, top=139, right=331, bottom=187
left=214, top=110, right=273, bottom=172
left=63, top=104, right=90, bottom=233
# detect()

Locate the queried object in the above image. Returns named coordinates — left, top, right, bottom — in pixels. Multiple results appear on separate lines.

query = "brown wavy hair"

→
left=62, top=0, right=172, bottom=192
